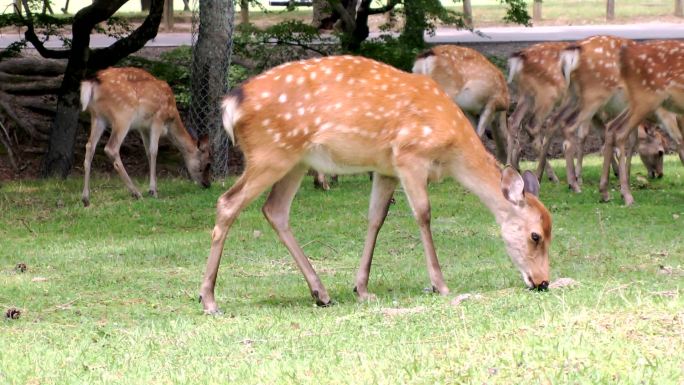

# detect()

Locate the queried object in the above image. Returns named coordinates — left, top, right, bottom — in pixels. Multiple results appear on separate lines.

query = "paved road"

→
left=1, top=23, right=683, bottom=49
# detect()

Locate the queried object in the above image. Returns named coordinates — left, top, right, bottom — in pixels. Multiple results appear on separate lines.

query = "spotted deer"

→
left=507, top=42, right=574, bottom=183
left=600, top=40, right=684, bottom=205
left=199, top=56, right=553, bottom=314
left=555, top=35, right=681, bottom=193
left=412, top=45, right=509, bottom=162
left=80, top=67, right=212, bottom=207
left=637, top=123, right=667, bottom=179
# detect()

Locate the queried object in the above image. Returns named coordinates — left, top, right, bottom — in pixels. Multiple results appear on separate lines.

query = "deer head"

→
left=638, top=123, right=666, bottom=179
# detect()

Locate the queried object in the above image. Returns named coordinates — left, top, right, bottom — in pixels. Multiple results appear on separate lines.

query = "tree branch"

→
left=368, top=0, right=400, bottom=15
left=88, top=0, right=164, bottom=70
left=20, top=0, right=70, bottom=59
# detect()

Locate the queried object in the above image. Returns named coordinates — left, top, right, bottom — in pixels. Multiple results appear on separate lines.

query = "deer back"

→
left=225, top=56, right=478, bottom=177
left=412, top=45, right=509, bottom=113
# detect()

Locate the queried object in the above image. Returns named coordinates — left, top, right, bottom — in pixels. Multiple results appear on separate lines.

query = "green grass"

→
left=1, top=156, right=683, bottom=384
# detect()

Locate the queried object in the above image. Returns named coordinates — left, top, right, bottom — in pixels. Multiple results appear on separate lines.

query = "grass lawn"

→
left=1, top=156, right=683, bottom=384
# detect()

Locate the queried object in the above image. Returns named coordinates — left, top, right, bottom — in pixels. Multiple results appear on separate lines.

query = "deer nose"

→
left=658, top=150, right=664, bottom=157
left=536, top=280, right=549, bottom=291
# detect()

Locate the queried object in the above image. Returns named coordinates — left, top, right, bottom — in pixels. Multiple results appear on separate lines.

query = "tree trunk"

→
left=463, top=0, right=473, bottom=28
left=183, top=0, right=190, bottom=11
left=676, top=0, right=683, bottom=17
left=190, top=0, right=234, bottom=176
left=240, top=0, right=249, bottom=24
left=312, top=0, right=334, bottom=29
left=162, top=0, right=174, bottom=30
left=533, top=0, right=542, bottom=22
left=141, top=0, right=151, bottom=11
left=606, top=0, right=615, bottom=20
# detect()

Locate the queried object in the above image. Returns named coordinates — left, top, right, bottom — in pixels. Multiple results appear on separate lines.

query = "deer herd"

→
left=79, top=35, right=684, bottom=312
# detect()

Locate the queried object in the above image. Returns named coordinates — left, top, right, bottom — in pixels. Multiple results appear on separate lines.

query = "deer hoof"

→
left=353, top=286, right=377, bottom=301
left=148, top=190, right=158, bottom=198
left=82, top=197, right=90, bottom=207
left=312, top=290, right=333, bottom=307
left=569, top=184, right=582, bottom=193
left=423, top=286, right=439, bottom=294
left=132, top=191, right=143, bottom=200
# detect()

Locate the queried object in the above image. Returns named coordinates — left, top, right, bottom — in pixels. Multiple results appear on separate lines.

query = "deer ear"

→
left=522, top=170, right=540, bottom=197
left=501, top=166, right=526, bottom=206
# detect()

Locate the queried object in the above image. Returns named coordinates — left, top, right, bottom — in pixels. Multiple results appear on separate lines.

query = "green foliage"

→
left=500, top=0, right=532, bottom=26
left=233, top=20, right=335, bottom=73
left=357, top=34, right=421, bottom=72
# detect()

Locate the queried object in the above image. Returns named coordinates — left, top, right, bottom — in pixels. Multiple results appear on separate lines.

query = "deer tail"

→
left=221, top=87, right=245, bottom=145
left=80, top=80, right=97, bottom=112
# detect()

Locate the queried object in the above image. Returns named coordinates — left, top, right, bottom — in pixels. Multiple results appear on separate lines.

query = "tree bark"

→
left=141, top=0, right=152, bottom=11
left=162, top=0, right=174, bottom=31
left=463, top=0, right=473, bottom=28
left=190, top=0, right=234, bottom=176
left=533, top=0, right=542, bottom=22
left=34, top=0, right=164, bottom=177
left=240, top=0, right=249, bottom=24
left=312, top=0, right=335, bottom=29
left=606, top=0, right=615, bottom=20
left=676, top=0, right=683, bottom=17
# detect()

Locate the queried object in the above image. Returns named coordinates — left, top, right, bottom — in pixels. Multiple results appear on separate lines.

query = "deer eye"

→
left=531, top=232, right=541, bottom=244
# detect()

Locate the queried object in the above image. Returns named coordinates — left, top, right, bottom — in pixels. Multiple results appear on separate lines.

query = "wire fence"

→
left=189, top=0, right=238, bottom=178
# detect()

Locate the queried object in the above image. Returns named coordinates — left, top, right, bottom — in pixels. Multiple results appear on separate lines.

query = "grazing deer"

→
left=600, top=40, right=684, bottom=205
left=412, top=45, right=509, bottom=162
left=199, top=56, right=553, bottom=314
left=507, top=42, right=574, bottom=183
left=80, top=67, right=212, bottom=207
left=554, top=35, right=681, bottom=192
left=637, top=123, right=667, bottom=179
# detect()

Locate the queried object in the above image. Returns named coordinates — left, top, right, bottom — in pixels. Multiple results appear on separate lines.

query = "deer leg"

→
left=575, top=121, right=592, bottom=184
left=491, top=110, right=509, bottom=164
left=262, top=165, right=333, bottom=306
left=104, top=122, right=141, bottom=199
left=354, top=173, right=398, bottom=301
left=507, top=96, right=531, bottom=169
left=476, top=101, right=496, bottom=138
left=396, top=159, right=448, bottom=295
left=536, top=103, right=574, bottom=182
left=313, top=170, right=330, bottom=191
left=527, top=115, right=559, bottom=183
left=81, top=117, right=107, bottom=207
left=146, top=125, right=162, bottom=198
left=600, top=109, right=630, bottom=202
left=199, top=163, right=293, bottom=314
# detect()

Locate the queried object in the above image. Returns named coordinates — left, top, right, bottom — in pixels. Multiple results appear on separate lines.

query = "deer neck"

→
left=168, top=112, right=199, bottom=162
left=452, top=148, right=512, bottom=225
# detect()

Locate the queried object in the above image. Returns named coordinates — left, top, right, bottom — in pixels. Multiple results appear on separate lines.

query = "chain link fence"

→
left=189, top=0, right=238, bottom=178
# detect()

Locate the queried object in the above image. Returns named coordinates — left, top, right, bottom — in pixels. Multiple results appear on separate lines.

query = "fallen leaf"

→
left=450, top=293, right=483, bottom=306
left=380, top=306, right=426, bottom=317
left=549, top=277, right=578, bottom=289
left=31, top=276, right=48, bottom=282
left=253, top=230, right=262, bottom=238
left=673, top=214, right=680, bottom=220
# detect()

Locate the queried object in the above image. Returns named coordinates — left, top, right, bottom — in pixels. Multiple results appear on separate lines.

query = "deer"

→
left=198, top=55, right=553, bottom=314
left=637, top=123, right=667, bottom=179
left=80, top=67, right=212, bottom=207
left=412, top=45, right=509, bottom=162
left=506, top=42, right=575, bottom=183
left=550, top=35, right=682, bottom=193
left=600, top=40, right=684, bottom=205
